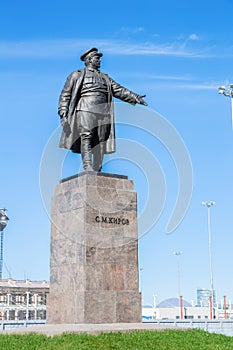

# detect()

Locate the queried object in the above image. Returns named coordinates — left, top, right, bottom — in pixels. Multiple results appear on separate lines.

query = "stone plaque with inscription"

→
left=46, top=172, right=141, bottom=324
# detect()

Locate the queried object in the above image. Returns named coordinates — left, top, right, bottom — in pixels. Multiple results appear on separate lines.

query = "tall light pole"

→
left=218, top=84, right=233, bottom=129
left=202, top=201, right=216, bottom=317
left=174, top=251, right=183, bottom=319
left=0, top=209, right=9, bottom=279
left=139, top=267, right=144, bottom=295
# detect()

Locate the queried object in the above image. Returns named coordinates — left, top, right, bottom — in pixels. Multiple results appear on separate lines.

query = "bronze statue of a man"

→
left=58, top=47, right=147, bottom=172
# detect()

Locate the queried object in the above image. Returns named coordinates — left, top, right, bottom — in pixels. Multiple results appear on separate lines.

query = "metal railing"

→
left=143, top=319, right=233, bottom=336
left=0, top=320, right=46, bottom=330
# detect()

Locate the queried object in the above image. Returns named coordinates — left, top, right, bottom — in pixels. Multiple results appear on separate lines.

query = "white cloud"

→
left=0, top=38, right=221, bottom=60
left=156, top=81, right=221, bottom=91
left=0, top=39, right=87, bottom=58
left=127, top=75, right=223, bottom=91
left=176, top=83, right=218, bottom=90
left=122, top=72, right=194, bottom=81
left=189, top=33, right=199, bottom=41
left=134, top=27, right=145, bottom=33
left=117, top=27, right=145, bottom=34
left=104, top=41, right=204, bottom=58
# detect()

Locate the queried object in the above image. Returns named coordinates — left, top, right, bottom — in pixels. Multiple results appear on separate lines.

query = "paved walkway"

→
left=1, top=323, right=177, bottom=336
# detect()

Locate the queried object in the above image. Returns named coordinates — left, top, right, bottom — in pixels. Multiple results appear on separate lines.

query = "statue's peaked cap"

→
left=80, top=48, right=103, bottom=61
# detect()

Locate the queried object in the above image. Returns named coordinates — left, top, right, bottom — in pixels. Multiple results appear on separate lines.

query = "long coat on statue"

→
left=58, top=68, right=140, bottom=154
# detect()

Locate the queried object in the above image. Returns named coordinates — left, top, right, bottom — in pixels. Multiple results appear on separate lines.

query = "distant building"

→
left=0, top=279, right=49, bottom=321
left=157, top=298, right=191, bottom=308
left=197, top=288, right=216, bottom=307
left=142, top=297, right=233, bottom=320
left=0, top=280, right=231, bottom=322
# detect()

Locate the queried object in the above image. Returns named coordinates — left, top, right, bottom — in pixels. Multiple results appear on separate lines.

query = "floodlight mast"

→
left=202, top=201, right=216, bottom=319
left=0, top=209, right=9, bottom=279
left=174, top=251, right=183, bottom=319
left=218, top=84, right=233, bottom=129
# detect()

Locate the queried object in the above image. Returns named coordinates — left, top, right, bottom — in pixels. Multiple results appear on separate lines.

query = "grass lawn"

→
left=0, top=329, right=233, bottom=350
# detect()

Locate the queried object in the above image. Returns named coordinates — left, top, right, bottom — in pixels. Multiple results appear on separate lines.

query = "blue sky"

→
left=1, top=0, right=233, bottom=306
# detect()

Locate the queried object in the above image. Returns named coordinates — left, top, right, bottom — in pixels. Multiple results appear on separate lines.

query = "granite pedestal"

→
left=46, top=172, right=141, bottom=324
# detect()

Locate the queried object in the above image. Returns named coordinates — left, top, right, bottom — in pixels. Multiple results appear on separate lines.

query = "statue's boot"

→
left=93, top=143, right=104, bottom=172
left=81, top=135, right=93, bottom=171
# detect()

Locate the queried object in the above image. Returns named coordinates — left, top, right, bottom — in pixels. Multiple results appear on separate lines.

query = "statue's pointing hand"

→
left=136, top=94, right=148, bottom=106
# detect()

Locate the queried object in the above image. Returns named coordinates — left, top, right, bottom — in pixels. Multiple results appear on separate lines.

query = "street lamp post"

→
left=218, top=84, right=233, bottom=128
left=174, top=251, right=183, bottom=319
left=202, top=201, right=216, bottom=318
left=0, top=209, right=9, bottom=279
